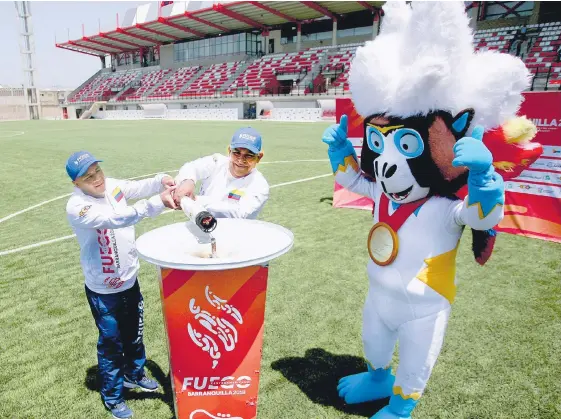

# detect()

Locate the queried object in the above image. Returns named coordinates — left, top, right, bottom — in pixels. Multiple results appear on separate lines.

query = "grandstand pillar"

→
left=297, top=23, right=302, bottom=52
left=332, top=20, right=337, bottom=46
left=262, top=30, right=269, bottom=55
left=465, top=2, right=479, bottom=29
left=373, top=11, right=381, bottom=39
left=14, top=1, right=41, bottom=120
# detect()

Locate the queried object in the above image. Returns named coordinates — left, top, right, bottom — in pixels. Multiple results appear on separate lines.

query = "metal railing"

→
left=67, top=64, right=559, bottom=106
left=66, top=83, right=351, bottom=105
left=275, top=68, right=309, bottom=77
left=66, top=65, right=560, bottom=106
left=529, top=67, right=561, bottom=91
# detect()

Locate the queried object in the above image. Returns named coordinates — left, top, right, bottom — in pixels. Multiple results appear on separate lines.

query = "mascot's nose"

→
left=384, top=164, right=397, bottom=179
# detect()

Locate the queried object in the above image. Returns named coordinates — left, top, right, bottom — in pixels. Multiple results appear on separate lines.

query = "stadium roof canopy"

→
left=56, top=0, right=384, bottom=57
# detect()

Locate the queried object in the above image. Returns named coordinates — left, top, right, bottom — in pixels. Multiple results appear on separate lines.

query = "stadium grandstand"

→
left=56, top=1, right=561, bottom=122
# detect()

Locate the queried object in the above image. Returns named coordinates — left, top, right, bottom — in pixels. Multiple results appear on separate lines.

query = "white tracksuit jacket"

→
left=175, top=153, right=269, bottom=219
left=66, top=175, right=167, bottom=294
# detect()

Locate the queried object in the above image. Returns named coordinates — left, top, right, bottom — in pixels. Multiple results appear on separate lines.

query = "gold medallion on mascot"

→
left=367, top=222, right=398, bottom=266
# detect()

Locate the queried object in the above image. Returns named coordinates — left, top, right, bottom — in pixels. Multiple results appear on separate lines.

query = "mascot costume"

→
left=321, top=2, right=542, bottom=418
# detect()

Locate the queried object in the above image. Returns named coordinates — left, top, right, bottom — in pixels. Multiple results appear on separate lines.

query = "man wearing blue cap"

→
left=65, top=151, right=176, bottom=419
left=174, top=127, right=269, bottom=219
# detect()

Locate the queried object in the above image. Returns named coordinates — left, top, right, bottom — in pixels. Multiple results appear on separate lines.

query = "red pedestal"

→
left=159, top=265, right=269, bottom=419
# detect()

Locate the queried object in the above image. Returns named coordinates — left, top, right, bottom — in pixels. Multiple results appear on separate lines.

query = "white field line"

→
left=0, top=193, right=74, bottom=225
left=0, top=160, right=328, bottom=225
left=0, top=131, right=25, bottom=138
left=10, top=124, right=133, bottom=133
left=260, top=159, right=328, bottom=164
left=0, top=170, right=179, bottom=225
left=0, top=235, right=78, bottom=257
left=0, top=172, right=331, bottom=257
left=269, top=173, right=331, bottom=188
left=158, top=174, right=332, bottom=216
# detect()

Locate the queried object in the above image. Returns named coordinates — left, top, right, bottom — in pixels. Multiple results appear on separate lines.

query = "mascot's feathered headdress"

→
left=349, top=1, right=542, bottom=264
left=350, top=1, right=529, bottom=129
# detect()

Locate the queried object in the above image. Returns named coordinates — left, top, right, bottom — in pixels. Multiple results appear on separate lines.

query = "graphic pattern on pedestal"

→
left=159, top=266, right=269, bottom=419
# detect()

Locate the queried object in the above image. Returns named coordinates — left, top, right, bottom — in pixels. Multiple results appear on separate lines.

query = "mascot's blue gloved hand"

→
left=452, top=124, right=504, bottom=225
left=322, top=114, right=358, bottom=173
left=451, top=125, right=493, bottom=174
left=322, top=114, right=350, bottom=151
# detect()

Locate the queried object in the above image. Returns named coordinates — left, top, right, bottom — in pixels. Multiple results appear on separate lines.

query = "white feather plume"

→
left=349, top=1, right=531, bottom=131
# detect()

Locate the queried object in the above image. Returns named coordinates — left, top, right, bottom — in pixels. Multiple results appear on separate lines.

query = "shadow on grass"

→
left=271, top=348, right=388, bottom=417
left=320, top=197, right=334, bottom=205
left=85, top=359, right=175, bottom=418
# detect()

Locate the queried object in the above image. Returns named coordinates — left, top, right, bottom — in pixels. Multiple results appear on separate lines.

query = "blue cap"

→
left=230, top=127, right=262, bottom=154
left=66, top=151, right=103, bottom=181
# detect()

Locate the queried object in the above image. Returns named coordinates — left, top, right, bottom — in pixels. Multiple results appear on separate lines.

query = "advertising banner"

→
left=499, top=91, right=561, bottom=242
left=159, top=266, right=269, bottom=419
left=334, top=92, right=561, bottom=243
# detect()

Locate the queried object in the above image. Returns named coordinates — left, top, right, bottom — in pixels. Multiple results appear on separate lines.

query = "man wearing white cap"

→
left=174, top=127, right=269, bottom=219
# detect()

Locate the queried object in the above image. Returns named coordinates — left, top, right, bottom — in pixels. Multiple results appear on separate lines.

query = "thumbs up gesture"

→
left=322, top=114, right=349, bottom=151
left=452, top=125, right=494, bottom=175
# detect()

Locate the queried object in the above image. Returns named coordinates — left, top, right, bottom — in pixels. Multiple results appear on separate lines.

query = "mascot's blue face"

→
left=361, top=110, right=475, bottom=204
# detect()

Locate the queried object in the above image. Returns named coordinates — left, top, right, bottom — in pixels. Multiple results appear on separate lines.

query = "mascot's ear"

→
left=451, top=109, right=475, bottom=138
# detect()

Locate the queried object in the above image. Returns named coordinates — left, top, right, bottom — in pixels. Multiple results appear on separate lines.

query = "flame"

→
left=347, top=106, right=364, bottom=132
left=483, top=124, right=543, bottom=182
left=493, top=161, right=516, bottom=171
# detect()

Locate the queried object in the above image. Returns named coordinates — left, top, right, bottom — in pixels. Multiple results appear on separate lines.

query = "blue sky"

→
left=0, top=1, right=147, bottom=89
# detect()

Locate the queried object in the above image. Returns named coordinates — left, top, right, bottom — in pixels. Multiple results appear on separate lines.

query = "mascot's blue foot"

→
left=370, top=394, right=419, bottom=419
left=370, top=406, right=410, bottom=419
left=337, top=365, right=395, bottom=404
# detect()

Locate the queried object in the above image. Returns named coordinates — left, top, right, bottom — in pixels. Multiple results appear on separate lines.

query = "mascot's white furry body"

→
left=322, top=2, right=541, bottom=418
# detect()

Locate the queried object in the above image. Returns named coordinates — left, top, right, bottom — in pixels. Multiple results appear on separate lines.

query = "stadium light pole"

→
left=14, top=1, right=41, bottom=120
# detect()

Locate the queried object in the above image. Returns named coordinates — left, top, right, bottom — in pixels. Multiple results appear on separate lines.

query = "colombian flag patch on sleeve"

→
left=112, top=187, right=124, bottom=202
left=228, top=189, right=244, bottom=201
